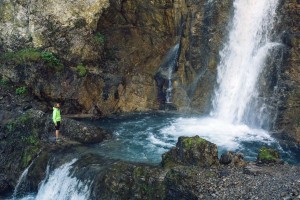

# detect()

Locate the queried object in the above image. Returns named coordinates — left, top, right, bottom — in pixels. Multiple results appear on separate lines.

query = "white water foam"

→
left=36, top=159, right=90, bottom=200
left=159, top=117, right=274, bottom=151
left=17, top=159, right=91, bottom=200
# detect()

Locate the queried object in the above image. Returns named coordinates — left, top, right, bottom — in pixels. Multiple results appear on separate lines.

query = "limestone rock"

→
left=161, top=136, right=219, bottom=168
left=0, top=0, right=109, bottom=61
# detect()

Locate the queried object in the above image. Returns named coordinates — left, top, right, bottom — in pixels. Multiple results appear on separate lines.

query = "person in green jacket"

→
left=53, top=103, right=62, bottom=142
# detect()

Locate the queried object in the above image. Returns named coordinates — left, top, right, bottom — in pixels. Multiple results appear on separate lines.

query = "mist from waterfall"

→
left=212, top=0, right=280, bottom=128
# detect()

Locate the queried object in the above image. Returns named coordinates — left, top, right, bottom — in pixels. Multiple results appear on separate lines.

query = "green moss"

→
left=0, top=48, right=42, bottom=65
left=76, top=63, right=87, bottom=77
left=182, top=136, right=206, bottom=149
left=16, top=86, right=27, bottom=95
left=93, top=32, right=106, bottom=46
left=5, top=122, right=15, bottom=133
left=257, top=146, right=280, bottom=162
left=161, top=151, right=177, bottom=168
left=41, top=51, right=64, bottom=72
left=22, top=145, right=40, bottom=167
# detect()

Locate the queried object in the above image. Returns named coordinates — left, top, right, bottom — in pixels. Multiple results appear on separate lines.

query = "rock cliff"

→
left=274, top=0, right=300, bottom=143
left=0, top=1, right=299, bottom=143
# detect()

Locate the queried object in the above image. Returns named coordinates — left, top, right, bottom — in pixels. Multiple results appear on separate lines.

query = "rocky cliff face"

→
left=274, top=0, right=300, bottom=143
left=0, top=0, right=300, bottom=143
left=0, top=0, right=232, bottom=115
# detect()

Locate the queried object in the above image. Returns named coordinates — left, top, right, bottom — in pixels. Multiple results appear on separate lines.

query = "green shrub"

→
left=41, top=51, right=64, bottom=71
left=76, top=64, right=87, bottom=77
left=93, top=33, right=106, bottom=46
left=16, top=86, right=27, bottom=95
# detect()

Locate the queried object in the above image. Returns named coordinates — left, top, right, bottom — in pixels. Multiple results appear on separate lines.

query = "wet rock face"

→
left=274, top=0, right=300, bottom=143
left=0, top=109, right=111, bottom=193
left=162, top=136, right=219, bottom=168
left=0, top=0, right=109, bottom=61
left=0, top=174, right=11, bottom=195
left=0, top=0, right=234, bottom=116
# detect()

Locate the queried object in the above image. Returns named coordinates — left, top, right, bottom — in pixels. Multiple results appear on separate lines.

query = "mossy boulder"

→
left=161, top=136, right=219, bottom=168
left=257, top=146, right=282, bottom=164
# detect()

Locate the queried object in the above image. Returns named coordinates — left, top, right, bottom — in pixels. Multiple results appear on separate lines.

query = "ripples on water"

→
left=89, top=112, right=300, bottom=165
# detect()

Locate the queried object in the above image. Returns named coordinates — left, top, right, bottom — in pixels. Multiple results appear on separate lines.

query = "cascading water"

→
left=166, top=44, right=180, bottom=103
left=14, top=159, right=92, bottom=200
left=212, top=0, right=280, bottom=127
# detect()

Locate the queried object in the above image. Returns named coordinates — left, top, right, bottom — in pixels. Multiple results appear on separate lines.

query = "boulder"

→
left=59, top=118, right=112, bottom=144
left=220, top=151, right=246, bottom=167
left=256, top=146, right=283, bottom=164
left=219, top=151, right=233, bottom=165
left=161, top=136, right=219, bottom=168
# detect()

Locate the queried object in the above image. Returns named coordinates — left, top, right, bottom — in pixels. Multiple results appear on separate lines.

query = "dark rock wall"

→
left=274, top=0, right=300, bottom=143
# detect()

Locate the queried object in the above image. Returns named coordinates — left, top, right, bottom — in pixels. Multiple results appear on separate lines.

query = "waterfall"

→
left=15, top=159, right=92, bottom=200
left=12, top=161, right=34, bottom=200
left=164, top=44, right=180, bottom=104
left=34, top=159, right=91, bottom=200
left=212, top=0, right=280, bottom=127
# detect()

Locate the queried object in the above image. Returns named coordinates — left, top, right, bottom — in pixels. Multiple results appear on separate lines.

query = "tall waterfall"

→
left=212, top=0, right=280, bottom=127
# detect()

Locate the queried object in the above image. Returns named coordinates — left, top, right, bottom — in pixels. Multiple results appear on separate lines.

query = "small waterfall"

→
left=162, top=44, right=180, bottom=104
left=212, top=0, right=280, bottom=127
left=12, top=162, right=34, bottom=200
left=34, top=159, right=91, bottom=200
left=15, top=159, right=92, bottom=200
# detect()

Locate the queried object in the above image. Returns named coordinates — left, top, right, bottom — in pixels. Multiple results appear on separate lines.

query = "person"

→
left=52, top=103, right=62, bottom=142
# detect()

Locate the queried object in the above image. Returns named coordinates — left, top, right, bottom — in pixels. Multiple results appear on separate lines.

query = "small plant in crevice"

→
left=93, top=32, right=106, bottom=46
left=41, top=51, right=64, bottom=72
left=16, top=86, right=27, bottom=95
left=76, top=63, right=87, bottom=77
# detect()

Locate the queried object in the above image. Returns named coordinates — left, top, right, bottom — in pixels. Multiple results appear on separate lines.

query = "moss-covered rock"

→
left=257, top=146, right=281, bottom=164
left=162, top=136, right=219, bottom=168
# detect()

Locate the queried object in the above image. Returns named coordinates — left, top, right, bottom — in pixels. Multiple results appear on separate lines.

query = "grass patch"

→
left=0, top=48, right=42, bottom=65
left=0, top=48, right=64, bottom=72
left=16, top=86, right=27, bottom=95
left=76, top=63, right=87, bottom=77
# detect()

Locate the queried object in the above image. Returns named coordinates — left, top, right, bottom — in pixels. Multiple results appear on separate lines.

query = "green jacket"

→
left=53, top=107, right=61, bottom=124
